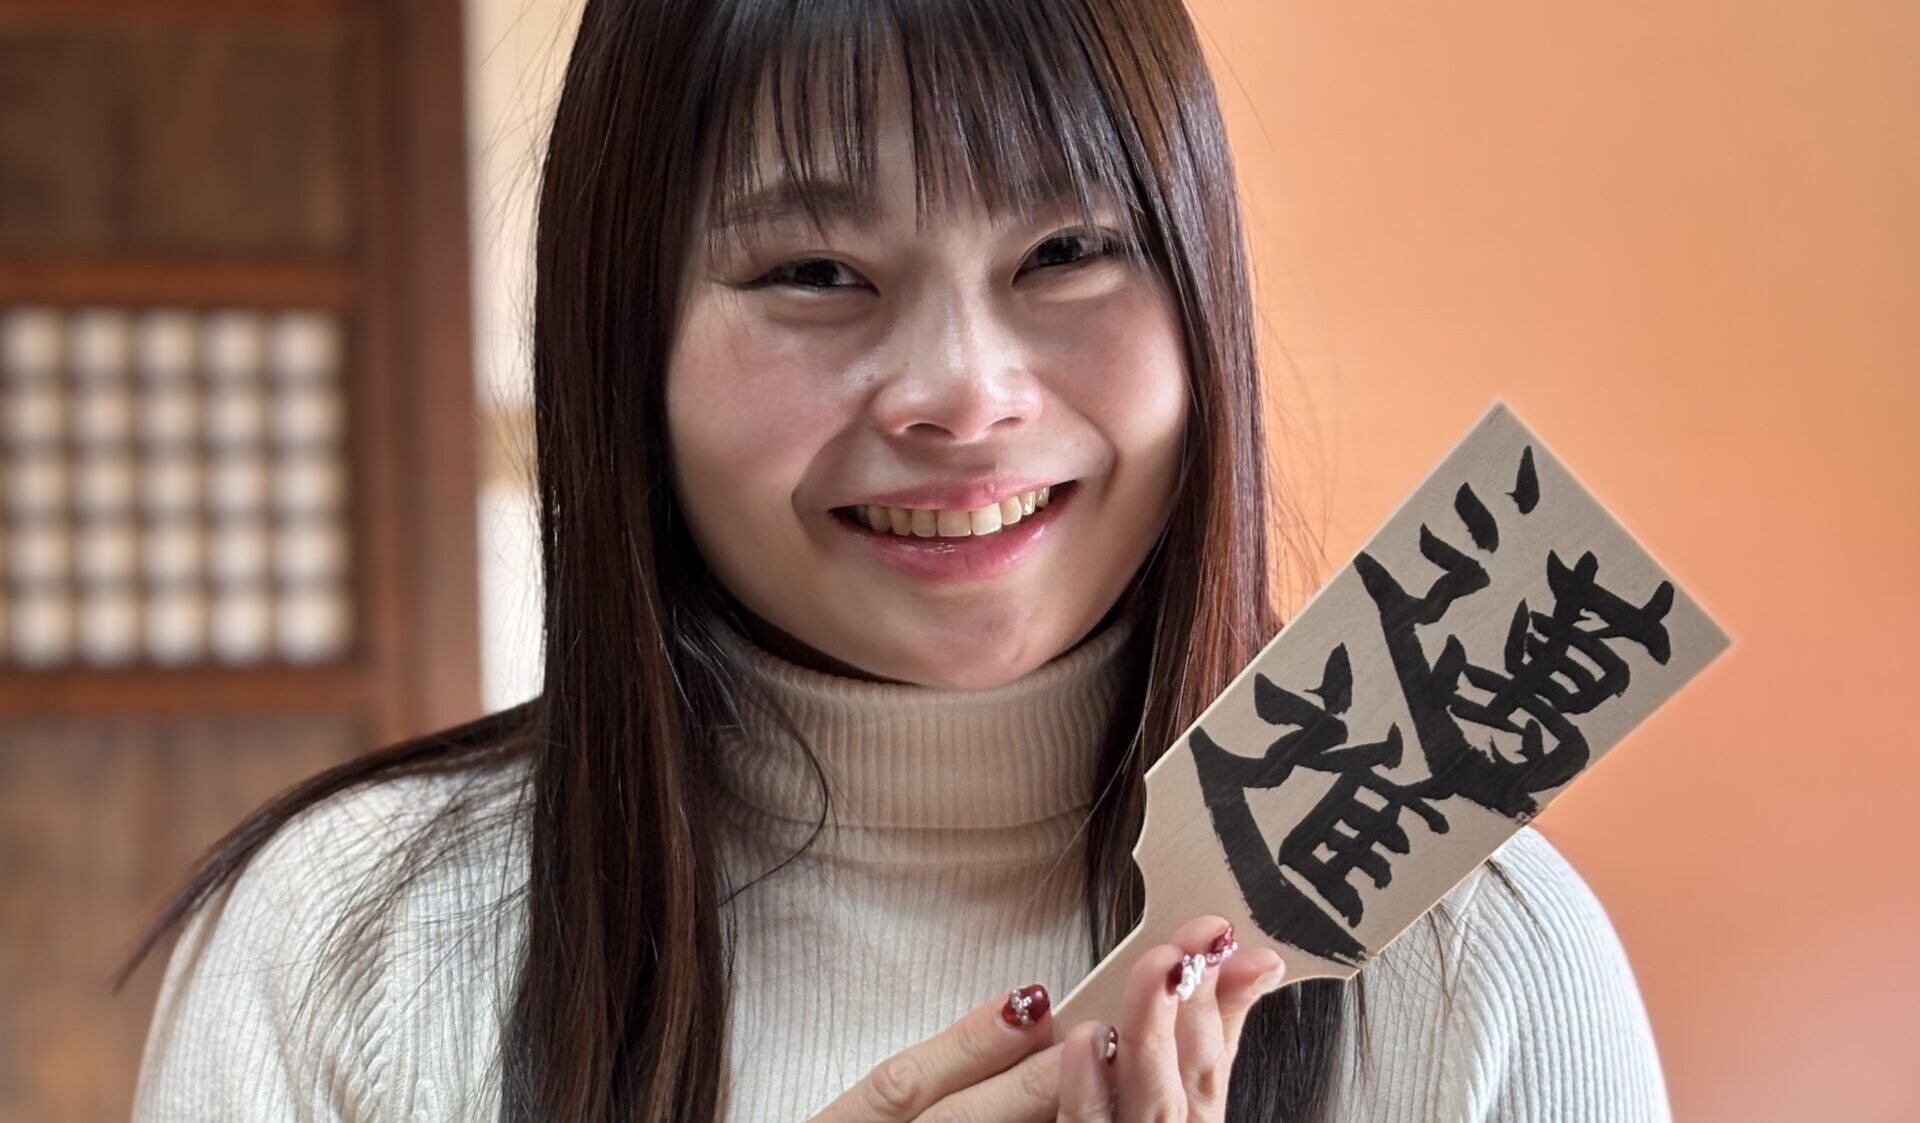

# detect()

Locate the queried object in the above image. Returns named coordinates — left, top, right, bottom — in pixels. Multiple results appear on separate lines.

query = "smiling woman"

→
left=668, top=51, right=1188, bottom=688
left=119, top=2, right=1669, bottom=1122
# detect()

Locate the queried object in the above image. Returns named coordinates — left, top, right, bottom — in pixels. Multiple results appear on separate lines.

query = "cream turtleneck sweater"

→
left=132, top=610, right=1671, bottom=1121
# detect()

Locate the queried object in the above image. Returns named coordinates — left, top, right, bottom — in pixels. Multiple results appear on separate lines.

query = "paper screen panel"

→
left=0, top=306, right=353, bottom=667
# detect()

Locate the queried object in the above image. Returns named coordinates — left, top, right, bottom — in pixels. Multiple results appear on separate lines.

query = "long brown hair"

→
left=115, top=1, right=1352, bottom=1118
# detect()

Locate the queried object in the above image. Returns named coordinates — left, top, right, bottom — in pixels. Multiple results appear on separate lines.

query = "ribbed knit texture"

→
left=131, top=608, right=1671, bottom=1121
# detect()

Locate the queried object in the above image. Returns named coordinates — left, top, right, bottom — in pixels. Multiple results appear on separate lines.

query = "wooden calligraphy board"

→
left=1055, top=401, right=1730, bottom=1031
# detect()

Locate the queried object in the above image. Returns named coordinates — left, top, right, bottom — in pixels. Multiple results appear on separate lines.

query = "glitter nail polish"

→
left=1000, top=983, right=1050, bottom=1028
left=1205, top=922, right=1238, bottom=965
left=1166, top=954, right=1204, bottom=1000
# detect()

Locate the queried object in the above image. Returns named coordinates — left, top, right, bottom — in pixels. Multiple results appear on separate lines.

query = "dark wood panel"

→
left=0, top=715, right=367, bottom=1123
left=0, top=35, right=119, bottom=248
left=0, top=257, right=355, bottom=307
left=376, top=0, right=480, bottom=738
left=123, top=25, right=353, bottom=254
left=0, top=1, right=341, bottom=23
left=345, top=0, right=481, bottom=745
left=0, top=666, right=369, bottom=717
left=0, top=22, right=352, bottom=255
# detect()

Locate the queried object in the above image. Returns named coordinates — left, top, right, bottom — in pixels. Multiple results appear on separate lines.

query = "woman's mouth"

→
left=828, top=481, right=1078, bottom=583
left=833, top=482, right=1064, bottom=539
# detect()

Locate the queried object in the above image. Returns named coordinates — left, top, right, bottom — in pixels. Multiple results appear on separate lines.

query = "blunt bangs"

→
left=696, top=0, right=1155, bottom=262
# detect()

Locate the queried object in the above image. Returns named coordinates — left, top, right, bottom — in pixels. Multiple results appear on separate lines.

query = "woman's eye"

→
left=747, top=257, right=865, bottom=293
left=1021, top=228, right=1133, bottom=274
left=741, top=228, right=1133, bottom=293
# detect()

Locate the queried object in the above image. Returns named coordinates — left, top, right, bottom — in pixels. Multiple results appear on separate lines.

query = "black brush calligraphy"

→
left=1191, top=446, right=1674, bottom=964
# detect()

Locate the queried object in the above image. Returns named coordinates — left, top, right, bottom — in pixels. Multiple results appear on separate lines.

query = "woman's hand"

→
left=806, top=914, right=1285, bottom=1121
left=805, top=982, right=1066, bottom=1122
left=1056, top=914, right=1285, bottom=1122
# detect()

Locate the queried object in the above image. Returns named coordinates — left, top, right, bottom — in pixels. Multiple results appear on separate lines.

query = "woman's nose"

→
left=867, top=293, right=1043, bottom=444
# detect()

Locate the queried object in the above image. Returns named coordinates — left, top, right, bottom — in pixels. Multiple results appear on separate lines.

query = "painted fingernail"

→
left=1205, top=922, right=1238, bottom=965
left=1166, top=953, right=1204, bottom=1000
left=1000, top=983, right=1050, bottom=1028
left=1099, top=1023, right=1119, bottom=1065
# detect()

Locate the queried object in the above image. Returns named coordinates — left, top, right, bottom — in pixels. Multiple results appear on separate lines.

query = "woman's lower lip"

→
left=831, top=483, right=1076, bottom=583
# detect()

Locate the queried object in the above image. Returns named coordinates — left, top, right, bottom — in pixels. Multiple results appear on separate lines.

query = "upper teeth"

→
left=854, top=486, right=1053, bottom=538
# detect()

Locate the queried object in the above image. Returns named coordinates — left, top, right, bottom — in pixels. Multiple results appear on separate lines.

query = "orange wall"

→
left=1192, top=1, right=1917, bottom=1118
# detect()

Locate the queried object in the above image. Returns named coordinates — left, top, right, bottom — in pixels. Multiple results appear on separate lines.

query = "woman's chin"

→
left=735, top=607, right=1036, bottom=688
left=861, top=639, right=1062, bottom=691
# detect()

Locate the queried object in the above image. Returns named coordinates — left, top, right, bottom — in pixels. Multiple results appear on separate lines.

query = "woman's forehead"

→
left=696, top=34, right=1137, bottom=247
left=704, top=112, right=1118, bottom=241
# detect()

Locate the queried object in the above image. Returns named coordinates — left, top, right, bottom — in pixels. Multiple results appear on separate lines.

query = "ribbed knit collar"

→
left=710, top=608, right=1140, bottom=831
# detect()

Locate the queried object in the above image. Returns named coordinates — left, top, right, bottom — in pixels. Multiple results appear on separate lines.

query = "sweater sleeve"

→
left=130, top=789, right=400, bottom=1122
left=1440, top=827, right=1673, bottom=1123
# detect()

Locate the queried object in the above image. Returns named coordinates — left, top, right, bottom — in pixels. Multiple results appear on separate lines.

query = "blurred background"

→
left=0, top=0, right=1910, bottom=1120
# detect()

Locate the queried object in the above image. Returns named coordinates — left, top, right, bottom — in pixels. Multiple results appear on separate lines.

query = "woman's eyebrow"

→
left=710, top=178, right=878, bottom=234
left=711, top=170, right=1103, bottom=234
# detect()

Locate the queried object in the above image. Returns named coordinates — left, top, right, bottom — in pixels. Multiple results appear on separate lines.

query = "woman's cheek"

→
left=1045, top=295, right=1187, bottom=441
left=673, top=313, right=835, bottom=477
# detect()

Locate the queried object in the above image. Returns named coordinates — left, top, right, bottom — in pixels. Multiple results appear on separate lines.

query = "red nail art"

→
left=1206, top=922, right=1238, bottom=965
left=1000, top=984, right=1050, bottom=1028
left=1102, top=1024, right=1120, bottom=1064
left=1167, top=954, right=1204, bottom=999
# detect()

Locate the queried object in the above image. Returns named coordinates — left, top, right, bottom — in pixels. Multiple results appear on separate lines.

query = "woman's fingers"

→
left=807, top=928, right=1280, bottom=1123
left=812, top=985, right=1055, bottom=1122
left=1055, top=1019, right=1117, bottom=1123
left=1111, top=932, right=1186, bottom=1115
left=1113, top=913, right=1244, bottom=1113
left=923, top=1040, right=1066, bottom=1123
left=1214, top=945, right=1285, bottom=1058
left=1167, top=915, right=1236, bottom=1117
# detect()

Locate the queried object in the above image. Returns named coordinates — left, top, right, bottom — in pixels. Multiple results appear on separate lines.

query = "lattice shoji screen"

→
left=1, top=306, right=353, bottom=668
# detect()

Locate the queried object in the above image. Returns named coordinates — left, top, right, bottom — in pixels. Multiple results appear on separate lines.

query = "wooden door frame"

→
left=0, top=0, right=484, bottom=742
left=357, top=0, right=483, bottom=741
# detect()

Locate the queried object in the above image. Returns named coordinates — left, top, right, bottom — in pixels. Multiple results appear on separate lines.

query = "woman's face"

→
left=666, top=87, right=1188, bottom=689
